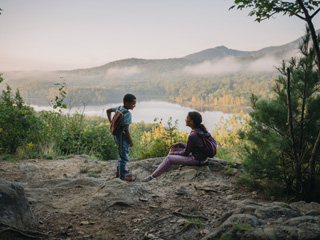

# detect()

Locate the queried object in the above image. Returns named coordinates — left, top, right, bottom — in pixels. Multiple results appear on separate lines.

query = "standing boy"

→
left=106, top=94, right=136, bottom=182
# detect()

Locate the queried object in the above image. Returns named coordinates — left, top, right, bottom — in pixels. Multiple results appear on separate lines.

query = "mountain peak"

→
left=183, top=45, right=251, bottom=61
left=216, top=45, right=228, bottom=49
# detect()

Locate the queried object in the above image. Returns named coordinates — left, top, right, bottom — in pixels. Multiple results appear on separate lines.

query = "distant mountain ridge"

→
left=182, top=30, right=320, bottom=62
left=3, top=29, right=319, bottom=110
left=62, top=29, right=319, bottom=75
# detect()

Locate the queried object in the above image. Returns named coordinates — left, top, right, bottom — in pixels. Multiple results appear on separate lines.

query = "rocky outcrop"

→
left=201, top=200, right=320, bottom=240
left=1, top=156, right=319, bottom=239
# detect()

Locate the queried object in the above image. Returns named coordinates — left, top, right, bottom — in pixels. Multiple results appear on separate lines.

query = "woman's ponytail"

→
left=199, top=123, right=207, bottom=132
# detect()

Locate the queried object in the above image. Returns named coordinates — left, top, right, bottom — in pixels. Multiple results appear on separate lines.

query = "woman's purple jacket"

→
left=173, top=128, right=209, bottom=161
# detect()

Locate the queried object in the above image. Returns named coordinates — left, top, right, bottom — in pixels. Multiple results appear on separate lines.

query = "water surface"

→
left=32, top=101, right=232, bottom=133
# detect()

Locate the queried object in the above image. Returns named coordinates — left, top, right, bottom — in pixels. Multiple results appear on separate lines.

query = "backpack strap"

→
left=117, top=106, right=129, bottom=114
left=190, top=130, right=206, bottom=166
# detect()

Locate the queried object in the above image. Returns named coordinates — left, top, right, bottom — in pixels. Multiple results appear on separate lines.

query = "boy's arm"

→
left=106, top=108, right=114, bottom=123
left=124, top=125, right=133, bottom=147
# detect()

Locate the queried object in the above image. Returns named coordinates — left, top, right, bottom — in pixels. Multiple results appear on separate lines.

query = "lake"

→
left=31, top=101, right=233, bottom=133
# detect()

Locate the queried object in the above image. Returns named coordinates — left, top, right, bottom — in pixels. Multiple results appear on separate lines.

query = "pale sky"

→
left=1, top=0, right=320, bottom=71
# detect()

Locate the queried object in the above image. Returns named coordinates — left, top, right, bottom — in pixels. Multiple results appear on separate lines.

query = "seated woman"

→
left=142, top=111, right=210, bottom=182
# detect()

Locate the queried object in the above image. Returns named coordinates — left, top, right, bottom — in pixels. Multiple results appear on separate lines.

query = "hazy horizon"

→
left=1, top=0, right=320, bottom=72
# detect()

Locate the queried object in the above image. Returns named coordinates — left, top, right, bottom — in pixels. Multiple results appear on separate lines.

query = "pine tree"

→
left=240, top=29, right=320, bottom=201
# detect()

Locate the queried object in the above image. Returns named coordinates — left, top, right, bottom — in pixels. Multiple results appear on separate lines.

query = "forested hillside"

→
left=3, top=31, right=318, bottom=111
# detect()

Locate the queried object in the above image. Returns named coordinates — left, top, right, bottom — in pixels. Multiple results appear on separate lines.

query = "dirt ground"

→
left=0, top=155, right=263, bottom=240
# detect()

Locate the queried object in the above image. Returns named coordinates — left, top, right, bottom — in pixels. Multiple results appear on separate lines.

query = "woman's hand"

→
left=170, top=143, right=179, bottom=149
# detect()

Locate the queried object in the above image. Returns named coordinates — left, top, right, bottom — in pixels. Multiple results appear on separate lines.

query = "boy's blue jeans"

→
left=114, top=132, right=130, bottom=179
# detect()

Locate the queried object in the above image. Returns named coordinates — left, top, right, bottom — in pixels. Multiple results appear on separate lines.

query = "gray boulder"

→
left=91, top=178, right=148, bottom=208
left=0, top=178, right=34, bottom=229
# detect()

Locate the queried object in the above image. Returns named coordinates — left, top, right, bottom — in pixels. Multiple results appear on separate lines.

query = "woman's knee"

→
left=166, top=155, right=176, bottom=165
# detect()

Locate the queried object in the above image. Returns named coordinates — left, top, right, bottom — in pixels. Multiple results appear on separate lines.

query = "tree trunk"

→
left=297, top=0, right=320, bottom=201
left=286, top=68, right=301, bottom=195
left=299, top=73, right=307, bottom=157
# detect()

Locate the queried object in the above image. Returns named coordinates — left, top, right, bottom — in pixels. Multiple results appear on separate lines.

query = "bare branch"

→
left=311, top=7, right=320, bottom=19
left=276, top=7, right=306, bottom=20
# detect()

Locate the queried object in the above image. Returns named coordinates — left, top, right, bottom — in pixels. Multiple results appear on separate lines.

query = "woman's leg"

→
left=152, top=154, right=199, bottom=177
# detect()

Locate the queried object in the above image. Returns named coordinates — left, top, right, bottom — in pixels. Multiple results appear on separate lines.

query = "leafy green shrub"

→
left=137, top=118, right=188, bottom=159
left=0, top=85, right=45, bottom=154
left=42, top=154, right=54, bottom=160
left=0, top=154, right=16, bottom=161
left=81, top=121, right=118, bottom=160
left=38, top=110, right=66, bottom=155
left=213, top=110, right=250, bottom=162
left=60, top=112, right=86, bottom=155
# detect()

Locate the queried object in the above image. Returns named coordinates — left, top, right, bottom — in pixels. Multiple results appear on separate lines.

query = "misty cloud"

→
left=106, top=66, right=142, bottom=78
left=183, top=56, right=280, bottom=75
left=184, top=57, right=242, bottom=75
left=246, top=56, right=278, bottom=73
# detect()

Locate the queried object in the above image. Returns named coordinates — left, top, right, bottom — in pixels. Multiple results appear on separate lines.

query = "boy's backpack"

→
left=192, top=130, right=217, bottom=158
left=110, top=107, right=129, bottom=135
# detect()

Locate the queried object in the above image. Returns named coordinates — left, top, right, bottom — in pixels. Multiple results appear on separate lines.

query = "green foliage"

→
left=136, top=118, right=188, bottom=159
left=51, top=81, right=67, bottom=112
left=37, top=110, right=117, bottom=160
left=224, top=167, right=235, bottom=176
left=213, top=111, right=250, bottom=162
left=239, top=31, right=320, bottom=200
left=81, top=121, right=118, bottom=160
left=8, top=69, right=277, bottom=112
left=0, top=75, right=117, bottom=160
left=0, top=84, right=45, bottom=154
left=0, top=73, right=195, bottom=162
left=61, top=113, right=85, bottom=155
left=38, top=110, right=67, bottom=155
left=230, top=1, right=320, bottom=22
left=236, top=172, right=261, bottom=191
left=121, top=121, right=153, bottom=159
left=0, top=154, right=16, bottom=161
left=42, top=154, right=54, bottom=160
